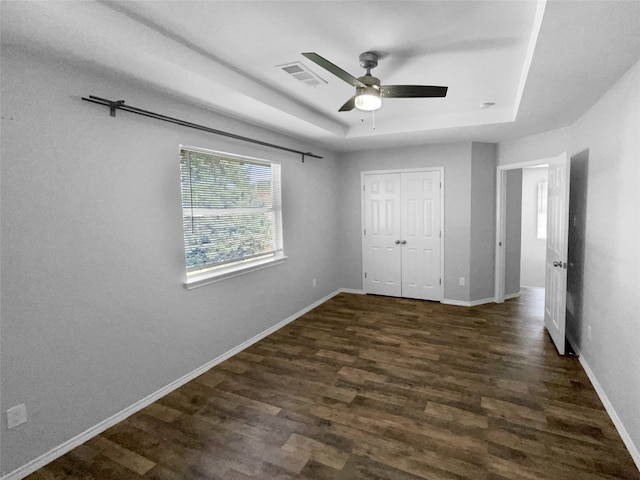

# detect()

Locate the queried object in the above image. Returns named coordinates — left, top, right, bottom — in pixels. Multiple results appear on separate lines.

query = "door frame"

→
left=361, top=167, right=445, bottom=299
left=494, top=155, right=561, bottom=303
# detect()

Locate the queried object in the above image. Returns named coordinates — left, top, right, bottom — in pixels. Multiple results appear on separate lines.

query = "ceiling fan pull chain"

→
left=372, top=109, right=376, bottom=130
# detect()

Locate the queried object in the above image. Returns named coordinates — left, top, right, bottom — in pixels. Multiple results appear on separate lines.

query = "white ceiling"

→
left=2, top=1, right=639, bottom=151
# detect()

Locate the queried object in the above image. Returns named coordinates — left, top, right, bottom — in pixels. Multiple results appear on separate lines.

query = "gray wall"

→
left=505, top=169, right=523, bottom=296
left=0, top=47, right=342, bottom=474
left=336, top=142, right=496, bottom=303
left=569, top=59, right=640, bottom=457
left=3, top=41, right=639, bottom=479
left=470, top=143, right=497, bottom=301
left=498, top=127, right=570, bottom=166
left=497, top=59, right=640, bottom=465
left=520, top=167, right=548, bottom=287
left=336, top=143, right=474, bottom=302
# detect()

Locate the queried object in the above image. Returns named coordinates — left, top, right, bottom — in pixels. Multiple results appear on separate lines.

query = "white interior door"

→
left=363, top=173, right=402, bottom=297
left=544, top=152, right=570, bottom=355
left=401, top=171, right=442, bottom=300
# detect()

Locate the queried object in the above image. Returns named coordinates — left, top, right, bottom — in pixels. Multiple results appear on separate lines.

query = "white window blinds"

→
left=180, top=146, right=284, bottom=282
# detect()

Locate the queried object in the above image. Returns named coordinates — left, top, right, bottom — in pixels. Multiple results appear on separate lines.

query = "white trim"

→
left=494, top=167, right=507, bottom=303
left=184, top=255, right=287, bottom=290
left=360, top=171, right=367, bottom=292
left=500, top=157, right=560, bottom=170
left=442, top=297, right=495, bottom=307
left=505, top=292, right=520, bottom=300
left=0, top=289, right=344, bottom=480
left=494, top=155, right=562, bottom=303
left=338, top=288, right=365, bottom=295
left=440, top=168, right=446, bottom=303
left=180, top=144, right=280, bottom=166
left=360, top=167, right=443, bottom=175
left=578, top=355, right=640, bottom=472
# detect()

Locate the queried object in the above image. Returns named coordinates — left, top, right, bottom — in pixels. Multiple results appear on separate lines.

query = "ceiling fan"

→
left=302, top=51, right=448, bottom=112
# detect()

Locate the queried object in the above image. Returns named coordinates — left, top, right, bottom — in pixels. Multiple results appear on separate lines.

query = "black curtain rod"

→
left=81, top=95, right=323, bottom=162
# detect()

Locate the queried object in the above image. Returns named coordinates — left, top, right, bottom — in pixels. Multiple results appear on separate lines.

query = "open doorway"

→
left=495, top=158, right=552, bottom=303
left=495, top=152, right=588, bottom=355
left=500, top=165, right=548, bottom=325
left=500, top=165, right=549, bottom=299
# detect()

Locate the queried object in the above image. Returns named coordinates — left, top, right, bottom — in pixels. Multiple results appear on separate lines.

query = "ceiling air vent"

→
left=276, top=61, right=327, bottom=87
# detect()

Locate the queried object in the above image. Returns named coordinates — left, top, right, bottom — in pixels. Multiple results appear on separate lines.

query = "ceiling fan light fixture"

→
left=355, top=86, right=381, bottom=111
left=301, top=52, right=448, bottom=113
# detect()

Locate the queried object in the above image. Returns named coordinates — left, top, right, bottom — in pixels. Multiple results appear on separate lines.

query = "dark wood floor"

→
left=28, top=288, right=639, bottom=480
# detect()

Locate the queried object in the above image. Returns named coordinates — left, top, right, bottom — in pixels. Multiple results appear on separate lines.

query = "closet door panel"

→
left=401, top=171, right=442, bottom=300
left=363, top=174, right=402, bottom=297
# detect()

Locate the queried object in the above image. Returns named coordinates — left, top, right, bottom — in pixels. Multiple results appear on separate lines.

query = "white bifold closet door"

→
left=363, top=170, right=442, bottom=301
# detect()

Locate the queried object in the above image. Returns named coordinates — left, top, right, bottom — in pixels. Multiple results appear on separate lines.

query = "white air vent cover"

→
left=277, top=61, right=327, bottom=87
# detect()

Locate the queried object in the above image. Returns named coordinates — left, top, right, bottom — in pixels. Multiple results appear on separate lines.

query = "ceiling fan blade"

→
left=380, top=85, right=448, bottom=98
left=338, top=96, right=356, bottom=112
left=302, top=53, right=366, bottom=88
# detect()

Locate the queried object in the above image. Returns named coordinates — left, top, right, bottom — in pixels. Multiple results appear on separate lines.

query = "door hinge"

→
left=439, top=278, right=442, bottom=285
left=439, top=231, right=442, bottom=238
left=364, top=228, right=366, bottom=236
left=364, top=272, right=367, bottom=279
left=440, top=182, right=442, bottom=189
left=363, top=185, right=366, bottom=192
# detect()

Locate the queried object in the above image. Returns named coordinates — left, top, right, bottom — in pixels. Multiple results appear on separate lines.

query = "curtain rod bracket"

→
left=82, top=95, right=323, bottom=161
left=109, top=100, right=125, bottom=117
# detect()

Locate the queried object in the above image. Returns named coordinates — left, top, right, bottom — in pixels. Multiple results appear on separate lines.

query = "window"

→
left=179, top=146, right=285, bottom=287
left=537, top=181, right=548, bottom=239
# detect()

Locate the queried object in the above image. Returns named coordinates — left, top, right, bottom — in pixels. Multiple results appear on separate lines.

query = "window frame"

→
left=536, top=180, right=548, bottom=240
left=179, top=145, right=286, bottom=289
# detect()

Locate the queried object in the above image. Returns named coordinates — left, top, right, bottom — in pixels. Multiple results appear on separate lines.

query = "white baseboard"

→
left=338, top=288, right=365, bottom=295
left=1, top=289, right=344, bottom=480
left=578, top=355, right=640, bottom=471
left=442, top=297, right=495, bottom=307
left=505, top=292, right=520, bottom=300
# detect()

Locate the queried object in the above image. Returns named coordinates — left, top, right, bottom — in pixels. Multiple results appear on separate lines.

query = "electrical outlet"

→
left=7, top=404, right=27, bottom=429
left=459, top=277, right=465, bottom=286
left=312, top=278, right=317, bottom=288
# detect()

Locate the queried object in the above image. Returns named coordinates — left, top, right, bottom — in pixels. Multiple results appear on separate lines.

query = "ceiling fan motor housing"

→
left=359, top=51, right=379, bottom=71
left=357, top=74, right=381, bottom=88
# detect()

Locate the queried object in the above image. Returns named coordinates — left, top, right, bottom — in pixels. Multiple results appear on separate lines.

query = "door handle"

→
left=553, top=261, right=561, bottom=267
left=395, top=240, right=401, bottom=244
left=401, top=240, right=407, bottom=245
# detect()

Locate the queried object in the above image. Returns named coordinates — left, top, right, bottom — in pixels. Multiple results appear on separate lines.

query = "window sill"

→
left=183, top=255, right=287, bottom=290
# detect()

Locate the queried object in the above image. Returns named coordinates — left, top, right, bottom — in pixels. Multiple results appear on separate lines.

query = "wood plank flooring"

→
left=27, top=288, right=640, bottom=479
